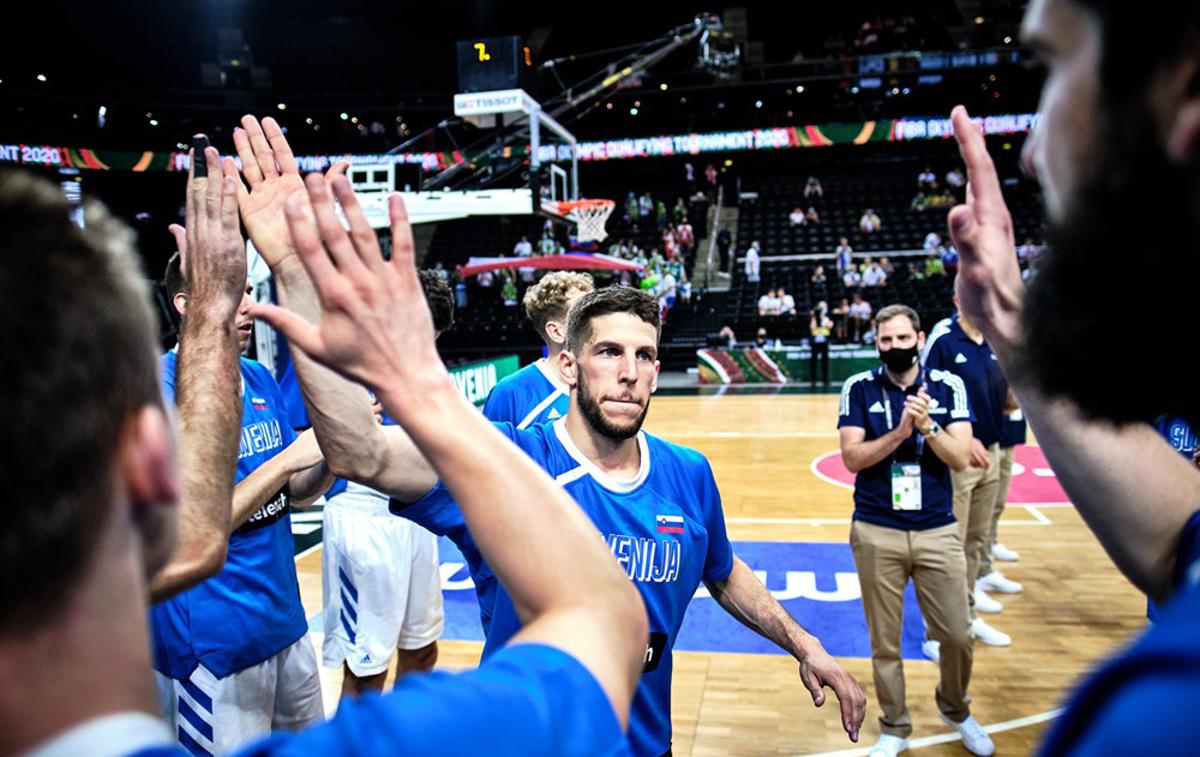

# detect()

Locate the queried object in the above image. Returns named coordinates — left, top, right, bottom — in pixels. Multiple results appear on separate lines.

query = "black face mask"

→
left=879, top=345, right=918, bottom=373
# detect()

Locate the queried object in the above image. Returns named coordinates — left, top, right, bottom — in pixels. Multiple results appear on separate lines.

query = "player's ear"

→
left=119, top=405, right=179, bottom=512
left=544, top=318, right=566, bottom=347
left=651, top=360, right=660, bottom=394
left=558, top=349, right=578, bottom=387
left=917, top=331, right=926, bottom=351
left=172, top=292, right=188, bottom=318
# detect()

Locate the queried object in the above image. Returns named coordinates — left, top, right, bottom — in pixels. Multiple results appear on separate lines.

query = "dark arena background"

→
left=1, top=2, right=1162, bottom=755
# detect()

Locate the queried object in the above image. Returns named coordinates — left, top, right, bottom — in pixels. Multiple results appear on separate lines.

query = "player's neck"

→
left=0, top=518, right=159, bottom=753
left=564, top=404, right=642, bottom=477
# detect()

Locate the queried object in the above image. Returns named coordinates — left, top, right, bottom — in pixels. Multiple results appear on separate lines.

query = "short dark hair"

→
left=874, top=303, right=920, bottom=331
left=0, top=171, right=161, bottom=634
left=565, top=286, right=661, bottom=353
left=163, top=250, right=186, bottom=300
left=1073, top=2, right=1200, bottom=104
left=418, top=270, right=454, bottom=334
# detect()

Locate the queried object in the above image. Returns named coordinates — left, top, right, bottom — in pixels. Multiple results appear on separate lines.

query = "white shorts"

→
left=156, top=635, right=323, bottom=755
left=322, top=484, right=445, bottom=677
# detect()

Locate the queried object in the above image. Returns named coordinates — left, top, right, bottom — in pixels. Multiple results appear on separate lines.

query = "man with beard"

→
left=944, top=0, right=1200, bottom=752
left=839, top=304, right=992, bottom=757
left=260, top=164, right=867, bottom=754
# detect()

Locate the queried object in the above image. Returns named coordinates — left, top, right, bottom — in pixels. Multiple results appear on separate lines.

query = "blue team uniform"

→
left=837, top=366, right=975, bottom=530
left=923, top=315, right=1006, bottom=447
left=124, top=644, right=627, bottom=756
left=152, top=353, right=307, bottom=681
left=1039, top=510, right=1200, bottom=755
left=482, top=360, right=570, bottom=428
left=392, top=419, right=734, bottom=756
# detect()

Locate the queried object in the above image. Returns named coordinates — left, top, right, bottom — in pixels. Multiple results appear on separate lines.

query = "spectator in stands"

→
left=924, top=231, right=942, bottom=251
left=1017, top=237, right=1040, bottom=264
left=659, top=269, right=677, bottom=315
left=717, top=227, right=733, bottom=274
left=912, top=191, right=932, bottom=212
left=925, top=252, right=945, bottom=278
left=805, top=175, right=824, bottom=199
left=941, top=245, right=960, bottom=274
left=843, top=265, right=862, bottom=289
left=673, top=197, right=688, bottom=224
left=433, top=261, right=449, bottom=282
left=810, top=302, right=833, bottom=385
left=662, top=226, right=677, bottom=258
left=863, top=259, right=888, bottom=288
left=859, top=209, right=882, bottom=234
left=638, top=191, right=654, bottom=224
left=778, top=288, right=797, bottom=316
left=790, top=207, right=808, bottom=227
left=908, top=261, right=926, bottom=281
left=812, top=265, right=828, bottom=286
left=656, top=199, right=669, bottom=228
left=758, top=288, right=781, bottom=317
left=624, top=191, right=639, bottom=223
left=745, top=241, right=762, bottom=283
left=684, top=162, right=695, bottom=192
left=806, top=206, right=821, bottom=225
left=833, top=298, right=851, bottom=342
left=879, top=257, right=895, bottom=277
left=678, top=273, right=692, bottom=305
left=754, top=327, right=781, bottom=350
left=946, top=167, right=966, bottom=191
left=539, top=231, right=557, bottom=256
left=849, top=294, right=873, bottom=342
left=677, top=219, right=695, bottom=258
left=718, top=324, right=738, bottom=349
left=835, top=238, right=854, bottom=273
left=500, top=272, right=518, bottom=306
left=478, top=268, right=495, bottom=288
left=705, top=163, right=718, bottom=196
left=918, top=166, right=937, bottom=190
left=514, top=235, right=533, bottom=257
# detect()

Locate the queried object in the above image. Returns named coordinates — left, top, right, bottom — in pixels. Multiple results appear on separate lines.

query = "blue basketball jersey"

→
left=482, top=360, right=570, bottom=428
left=152, top=352, right=307, bottom=680
left=393, top=419, right=734, bottom=756
left=124, top=644, right=625, bottom=756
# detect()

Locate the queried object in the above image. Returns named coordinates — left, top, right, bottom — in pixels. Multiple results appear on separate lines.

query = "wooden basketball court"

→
left=295, top=393, right=1145, bottom=756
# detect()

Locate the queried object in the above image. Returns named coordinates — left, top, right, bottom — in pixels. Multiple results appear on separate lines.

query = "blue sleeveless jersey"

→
left=482, top=361, right=570, bottom=428
left=152, top=352, right=307, bottom=679
left=394, top=419, right=734, bottom=756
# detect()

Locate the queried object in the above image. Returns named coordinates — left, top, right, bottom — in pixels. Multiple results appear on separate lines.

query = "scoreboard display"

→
left=456, top=36, right=534, bottom=94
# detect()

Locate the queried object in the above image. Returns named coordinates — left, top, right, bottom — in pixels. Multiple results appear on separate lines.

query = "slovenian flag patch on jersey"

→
left=656, top=514, right=684, bottom=534
left=251, top=396, right=270, bottom=410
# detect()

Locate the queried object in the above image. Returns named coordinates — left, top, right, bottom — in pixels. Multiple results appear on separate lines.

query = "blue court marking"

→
left=437, top=537, right=930, bottom=659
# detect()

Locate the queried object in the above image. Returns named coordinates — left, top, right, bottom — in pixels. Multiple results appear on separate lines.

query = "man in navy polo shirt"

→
left=923, top=302, right=1013, bottom=647
left=839, top=304, right=994, bottom=757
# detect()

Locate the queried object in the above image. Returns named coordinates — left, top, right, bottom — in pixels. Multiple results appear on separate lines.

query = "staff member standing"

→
left=839, top=304, right=994, bottom=757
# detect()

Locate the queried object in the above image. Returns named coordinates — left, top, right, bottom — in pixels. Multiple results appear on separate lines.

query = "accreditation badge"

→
left=891, top=463, right=923, bottom=511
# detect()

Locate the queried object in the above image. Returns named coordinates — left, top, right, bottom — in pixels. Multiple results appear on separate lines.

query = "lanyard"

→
left=881, top=383, right=924, bottom=461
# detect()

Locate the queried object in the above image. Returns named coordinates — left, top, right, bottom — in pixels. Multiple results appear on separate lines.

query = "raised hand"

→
left=796, top=639, right=867, bottom=743
left=947, top=106, right=1026, bottom=355
left=249, top=175, right=444, bottom=417
left=231, top=116, right=309, bottom=268
left=181, top=136, right=246, bottom=320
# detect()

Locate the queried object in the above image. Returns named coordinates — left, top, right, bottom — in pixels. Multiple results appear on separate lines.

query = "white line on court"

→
left=792, top=708, right=1063, bottom=757
left=1023, top=504, right=1052, bottom=525
left=294, top=542, right=322, bottom=561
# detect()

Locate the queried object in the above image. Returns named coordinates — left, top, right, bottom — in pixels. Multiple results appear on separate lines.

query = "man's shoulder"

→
left=644, top=432, right=713, bottom=477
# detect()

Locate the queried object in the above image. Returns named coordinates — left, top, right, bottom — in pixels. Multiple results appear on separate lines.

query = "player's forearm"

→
left=1009, top=388, right=1200, bottom=602
left=706, top=557, right=817, bottom=660
left=273, top=258, right=396, bottom=483
left=150, top=313, right=241, bottom=600
left=288, top=462, right=334, bottom=508
left=231, top=446, right=310, bottom=530
left=842, top=429, right=907, bottom=472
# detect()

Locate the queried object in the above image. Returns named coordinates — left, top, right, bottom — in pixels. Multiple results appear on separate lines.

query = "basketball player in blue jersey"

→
left=482, top=270, right=594, bottom=427
left=155, top=244, right=335, bottom=752
left=257, top=142, right=868, bottom=754
left=0, top=147, right=646, bottom=754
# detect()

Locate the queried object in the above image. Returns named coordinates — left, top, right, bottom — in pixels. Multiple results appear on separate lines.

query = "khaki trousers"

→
left=978, top=445, right=1015, bottom=577
left=850, top=520, right=974, bottom=738
left=950, top=443, right=1001, bottom=618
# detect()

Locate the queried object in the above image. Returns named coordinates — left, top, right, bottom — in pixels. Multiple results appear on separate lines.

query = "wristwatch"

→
left=921, top=421, right=941, bottom=438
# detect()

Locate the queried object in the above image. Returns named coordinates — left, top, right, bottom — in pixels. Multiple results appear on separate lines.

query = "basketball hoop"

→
left=552, top=198, right=615, bottom=242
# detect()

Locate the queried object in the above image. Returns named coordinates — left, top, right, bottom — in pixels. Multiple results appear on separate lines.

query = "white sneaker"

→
left=941, top=714, right=996, bottom=756
left=979, top=569, right=1023, bottom=594
left=971, top=617, right=1012, bottom=646
left=992, top=542, right=1020, bottom=561
left=973, top=586, right=1003, bottom=613
left=922, top=639, right=941, bottom=662
left=867, top=733, right=910, bottom=757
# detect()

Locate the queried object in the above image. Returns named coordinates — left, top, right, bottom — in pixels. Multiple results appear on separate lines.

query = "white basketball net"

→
left=565, top=200, right=615, bottom=243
